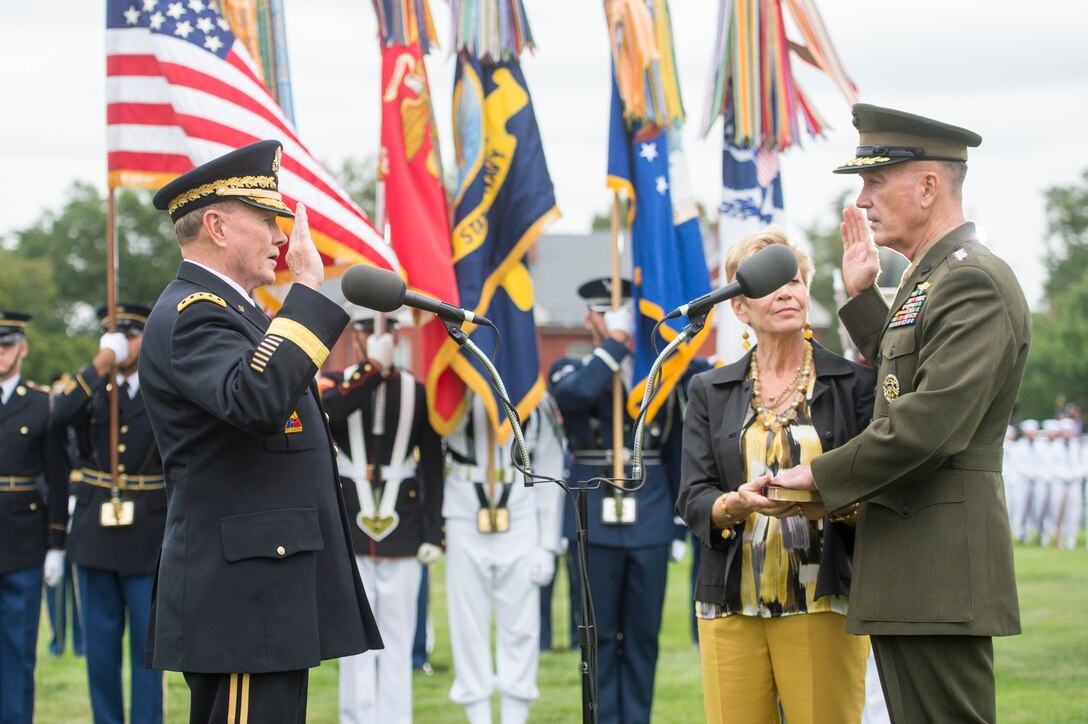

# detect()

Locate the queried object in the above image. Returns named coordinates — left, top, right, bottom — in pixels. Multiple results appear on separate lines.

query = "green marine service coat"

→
left=812, top=222, right=1030, bottom=637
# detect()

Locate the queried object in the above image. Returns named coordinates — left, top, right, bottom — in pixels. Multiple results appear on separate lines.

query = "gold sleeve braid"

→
left=265, top=317, right=330, bottom=369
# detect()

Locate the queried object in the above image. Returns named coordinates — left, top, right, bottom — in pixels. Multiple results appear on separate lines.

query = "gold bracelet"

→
left=717, top=491, right=743, bottom=528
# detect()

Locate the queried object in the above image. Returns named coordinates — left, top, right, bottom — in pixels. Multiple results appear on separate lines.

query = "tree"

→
left=1042, top=169, right=1088, bottom=302
left=804, top=193, right=849, bottom=355
left=5, top=182, right=180, bottom=382
left=0, top=249, right=95, bottom=384
left=331, top=156, right=379, bottom=222
left=12, top=182, right=180, bottom=324
left=1018, top=169, right=1088, bottom=419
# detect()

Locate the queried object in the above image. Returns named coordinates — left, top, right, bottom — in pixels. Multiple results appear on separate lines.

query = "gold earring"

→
left=742, top=328, right=751, bottom=351
left=803, top=323, right=813, bottom=340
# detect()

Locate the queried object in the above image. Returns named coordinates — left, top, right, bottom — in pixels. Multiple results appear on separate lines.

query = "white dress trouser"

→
left=445, top=522, right=539, bottom=724
left=339, top=556, right=423, bottom=724
left=1043, top=479, right=1084, bottom=549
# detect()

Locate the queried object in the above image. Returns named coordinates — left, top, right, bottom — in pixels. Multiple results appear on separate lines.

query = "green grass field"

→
left=34, top=544, right=1088, bottom=723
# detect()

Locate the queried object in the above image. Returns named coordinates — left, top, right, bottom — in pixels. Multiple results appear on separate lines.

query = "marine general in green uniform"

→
left=769, top=104, right=1030, bottom=723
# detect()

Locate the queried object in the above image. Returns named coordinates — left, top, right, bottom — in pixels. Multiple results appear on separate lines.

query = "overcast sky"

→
left=3, top=1, right=1086, bottom=307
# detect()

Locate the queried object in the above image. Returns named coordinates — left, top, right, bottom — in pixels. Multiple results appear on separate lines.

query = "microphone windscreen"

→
left=340, top=264, right=406, bottom=313
left=735, top=244, right=799, bottom=299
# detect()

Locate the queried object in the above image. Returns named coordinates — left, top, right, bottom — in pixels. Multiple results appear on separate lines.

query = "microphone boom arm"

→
left=631, top=314, right=709, bottom=480
left=442, top=320, right=533, bottom=481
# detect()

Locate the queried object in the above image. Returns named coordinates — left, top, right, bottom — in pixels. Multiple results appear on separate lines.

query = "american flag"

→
left=106, top=0, right=399, bottom=275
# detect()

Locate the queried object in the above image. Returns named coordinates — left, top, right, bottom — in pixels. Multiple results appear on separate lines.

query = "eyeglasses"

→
left=122, top=327, right=144, bottom=339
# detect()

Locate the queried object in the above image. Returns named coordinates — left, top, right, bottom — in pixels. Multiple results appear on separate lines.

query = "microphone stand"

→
left=631, top=312, right=710, bottom=480
left=441, top=320, right=532, bottom=481
left=444, top=319, right=599, bottom=722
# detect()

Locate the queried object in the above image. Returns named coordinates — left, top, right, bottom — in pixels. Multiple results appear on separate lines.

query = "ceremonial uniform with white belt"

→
left=0, top=311, right=68, bottom=724
left=443, top=393, right=565, bottom=724
left=323, top=359, right=444, bottom=724
left=52, top=303, right=165, bottom=724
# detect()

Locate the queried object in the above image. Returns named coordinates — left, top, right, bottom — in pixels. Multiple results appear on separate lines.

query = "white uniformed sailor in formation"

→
left=442, top=391, right=566, bottom=724
left=1003, top=417, right=1085, bottom=548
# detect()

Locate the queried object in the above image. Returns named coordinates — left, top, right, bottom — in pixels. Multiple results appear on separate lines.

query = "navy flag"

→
left=431, top=52, right=559, bottom=440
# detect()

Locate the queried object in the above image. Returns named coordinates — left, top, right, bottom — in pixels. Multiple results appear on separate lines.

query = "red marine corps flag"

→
left=372, top=0, right=466, bottom=431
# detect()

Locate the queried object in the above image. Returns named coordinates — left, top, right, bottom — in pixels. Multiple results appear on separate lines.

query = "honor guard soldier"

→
left=141, top=140, right=382, bottom=722
left=53, top=303, right=165, bottom=723
left=547, top=279, right=691, bottom=724
left=771, top=104, right=1031, bottom=723
left=443, top=392, right=566, bottom=724
left=0, top=311, right=68, bottom=724
left=323, top=311, right=444, bottom=724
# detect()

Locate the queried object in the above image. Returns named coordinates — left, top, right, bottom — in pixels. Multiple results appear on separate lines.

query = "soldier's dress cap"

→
left=1019, top=419, right=1040, bottom=433
left=1042, top=419, right=1061, bottom=433
left=834, top=103, right=982, bottom=174
left=578, top=277, right=633, bottom=310
left=96, top=303, right=152, bottom=332
left=153, top=140, right=294, bottom=222
left=0, top=310, right=31, bottom=344
left=351, top=317, right=400, bottom=334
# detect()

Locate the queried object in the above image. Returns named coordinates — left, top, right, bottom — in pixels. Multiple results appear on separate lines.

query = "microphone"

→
left=663, top=243, right=799, bottom=320
left=341, top=265, right=491, bottom=326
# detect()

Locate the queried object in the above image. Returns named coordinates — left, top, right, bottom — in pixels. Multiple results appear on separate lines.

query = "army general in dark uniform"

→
left=772, top=105, right=1030, bottom=723
left=140, top=140, right=382, bottom=722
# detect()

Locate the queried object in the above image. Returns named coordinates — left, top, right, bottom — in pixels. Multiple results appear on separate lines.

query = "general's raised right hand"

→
left=285, top=203, right=324, bottom=291
left=840, top=204, right=880, bottom=297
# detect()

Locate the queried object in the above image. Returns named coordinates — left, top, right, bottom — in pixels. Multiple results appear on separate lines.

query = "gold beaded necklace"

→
left=751, top=343, right=814, bottom=433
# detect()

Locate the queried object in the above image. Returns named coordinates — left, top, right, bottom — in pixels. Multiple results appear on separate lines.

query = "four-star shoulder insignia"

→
left=177, top=292, right=228, bottom=312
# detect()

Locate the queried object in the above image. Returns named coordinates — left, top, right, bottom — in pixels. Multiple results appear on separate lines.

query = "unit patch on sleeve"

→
left=887, top=284, right=929, bottom=329
left=284, top=411, right=303, bottom=434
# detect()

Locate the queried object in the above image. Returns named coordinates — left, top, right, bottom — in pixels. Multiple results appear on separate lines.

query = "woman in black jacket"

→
left=677, top=227, right=876, bottom=724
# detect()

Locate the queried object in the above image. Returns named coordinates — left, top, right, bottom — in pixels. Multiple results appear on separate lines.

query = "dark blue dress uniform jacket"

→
left=0, top=378, right=67, bottom=573
left=322, top=369, right=444, bottom=557
left=52, top=364, right=166, bottom=576
left=548, top=338, right=687, bottom=548
left=139, top=261, right=382, bottom=674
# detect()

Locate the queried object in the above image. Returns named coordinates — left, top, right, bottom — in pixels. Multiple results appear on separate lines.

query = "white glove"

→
left=99, top=332, right=130, bottom=364
left=669, top=538, right=687, bottom=564
left=558, top=537, right=570, bottom=556
left=367, top=332, right=395, bottom=373
left=529, top=549, right=556, bottom=587
left=43, top=550, right=65, bottom=588
left=603, top=305, right=635, bottom=340
left=416, top=542, right=442, bottom=565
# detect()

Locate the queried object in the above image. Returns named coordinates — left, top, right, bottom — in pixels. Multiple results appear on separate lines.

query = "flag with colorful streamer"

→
left=372, top=0, right=466, bottom=433
left=606, top=0, right=712, bottom=422
left=429, top=0, right=559, bottom=440
left=701, top=0, right=854, bottom=361
left=105, top=0, right=398, bottom=305
left=220, top=0, right=295, bottom=123
left=701, top=0, right=857, bottom=149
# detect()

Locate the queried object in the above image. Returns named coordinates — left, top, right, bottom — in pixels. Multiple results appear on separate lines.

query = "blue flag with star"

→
left=606, top=77, right=712, bottom=422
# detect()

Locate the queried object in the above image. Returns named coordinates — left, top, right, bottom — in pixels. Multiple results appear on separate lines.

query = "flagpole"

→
left=105, top=189, right=121, bottom=492
left=609, top=192, right=624, bottom=482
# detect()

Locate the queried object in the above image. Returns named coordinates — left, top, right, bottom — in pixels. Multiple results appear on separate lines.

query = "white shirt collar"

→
left=0, top=375, right=19, bottom=404
left=115, top=371, right=140, bottom=399
left=185, top=259, right=254, bottom=307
